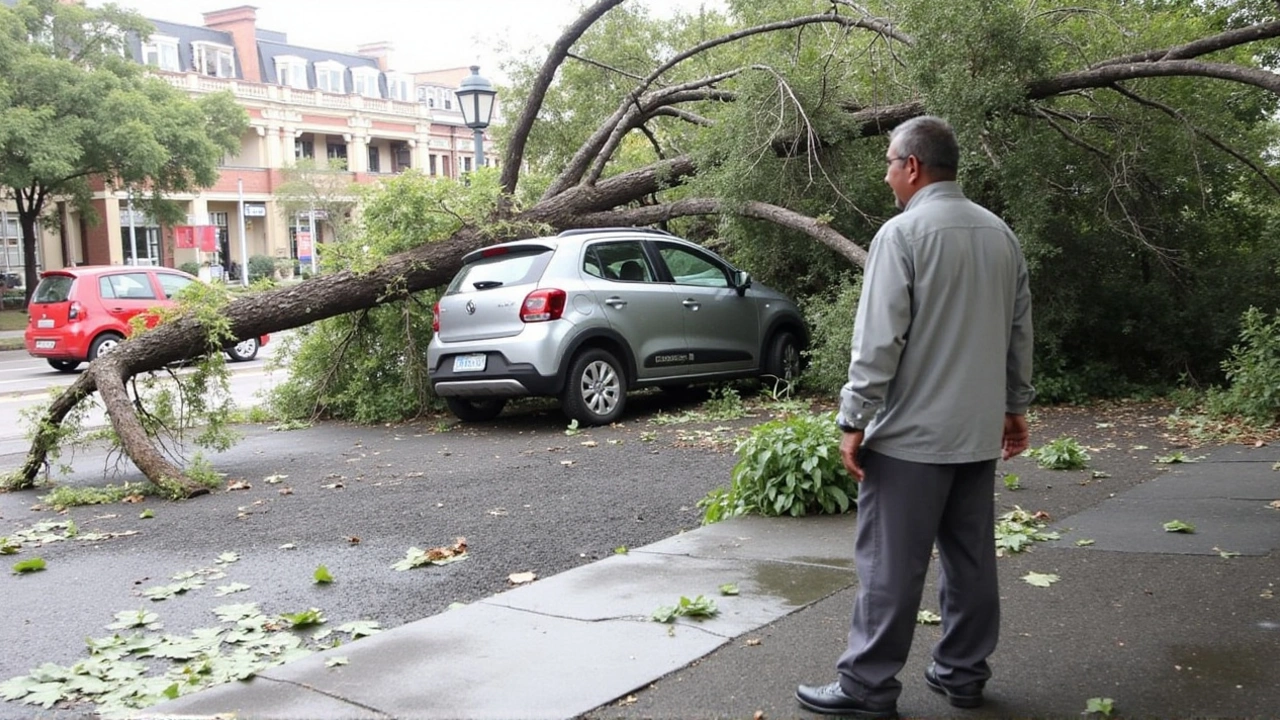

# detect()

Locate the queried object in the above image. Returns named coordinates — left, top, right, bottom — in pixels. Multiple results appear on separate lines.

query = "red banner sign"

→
left=174, top=225, right=218, bottom=252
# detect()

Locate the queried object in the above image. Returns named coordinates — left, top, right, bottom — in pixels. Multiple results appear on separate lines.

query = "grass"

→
left=0, top=309, right=27, bottom=331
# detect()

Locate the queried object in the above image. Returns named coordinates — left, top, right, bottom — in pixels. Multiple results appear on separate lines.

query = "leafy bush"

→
left=699, top=412, right=855, bottom=523
left=178, top=261, right=200, bottom=276
left=247, top=254, right=277, bottom=282
left=797, top=276, right=862, bottom=393
left=1206, top=307, right=1280, bottom=425
left=1029, top=436, right=1089, bottom=470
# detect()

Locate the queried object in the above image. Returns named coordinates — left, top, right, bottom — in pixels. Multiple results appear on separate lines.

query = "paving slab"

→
left=1050, top=497, right=1278, bottom=555
left=483, top=550, right=853, bottom=634
left=635, top=512, right=856, bottom=568
left=1123, top=462, right=1280, bottom=500
left=140, top=601, right=727, bottom=720
left=134, top=676, right=390, bottom=720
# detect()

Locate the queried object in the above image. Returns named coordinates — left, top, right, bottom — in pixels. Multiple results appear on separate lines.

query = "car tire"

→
left=445, top=397, right=507, bottom=422
left=47, top=359, right=81, bottom=373
left=89, top=333, right=124, bottom=361
left=763, top=330, right=803, bottom=385
left=562, top=348, right=627, bottom=425
left=227, top=338, right=259, bottom=362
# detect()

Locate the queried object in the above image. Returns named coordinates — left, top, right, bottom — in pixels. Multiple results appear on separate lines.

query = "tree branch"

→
left=1028, top=59, right=1280, bottom=97
left=1108, top=83, right=1280, bottom=197
left=499, top=0, right=629, bottom=197
left=566, top=51, right=647, bottom=81
left=572, top=197, right=868, bottom=267
left=544, top=12, right=903, bottom=199
left=1091, top=19, right=1280, bottom=68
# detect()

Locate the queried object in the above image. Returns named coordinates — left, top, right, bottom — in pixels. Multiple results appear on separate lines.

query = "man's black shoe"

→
left=924, top=663, right=984, bottom=709
left=795, top=682, right=898, bottom=719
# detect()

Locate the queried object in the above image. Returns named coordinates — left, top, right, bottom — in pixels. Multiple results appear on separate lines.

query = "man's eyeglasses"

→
left=885, top=155, right=908, bottom=166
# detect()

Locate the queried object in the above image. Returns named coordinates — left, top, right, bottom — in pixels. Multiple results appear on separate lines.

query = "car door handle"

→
left=605, top=296, right=627, bottom=308
left=682, top=299, right=701, bottom=310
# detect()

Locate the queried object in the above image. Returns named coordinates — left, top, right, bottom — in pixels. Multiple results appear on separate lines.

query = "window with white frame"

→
left=416, top=86, right=428, bottom=103
left=316, top=61, right=345, bottom=94
left=276, top=56, right=308, bottom=89
left=352, top=67, right=380, bottom=98
left=193, top=41, right=235, bottom=78
left=142, top=35, right=180, bottom=72
left=387, top=72, right=411, bottom=102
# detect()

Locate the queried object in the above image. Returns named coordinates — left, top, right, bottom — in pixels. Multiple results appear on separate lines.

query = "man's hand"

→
left=840, top=429, right=866, bottom=482
left=1002, top=413, right=1029, bottom=461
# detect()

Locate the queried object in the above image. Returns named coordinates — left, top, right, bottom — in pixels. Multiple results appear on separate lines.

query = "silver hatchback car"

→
left=427, top=227, right=808, bottom=424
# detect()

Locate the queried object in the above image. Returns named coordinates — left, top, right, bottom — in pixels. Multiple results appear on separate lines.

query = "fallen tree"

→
left=9, top=0, right=1280, bottom=494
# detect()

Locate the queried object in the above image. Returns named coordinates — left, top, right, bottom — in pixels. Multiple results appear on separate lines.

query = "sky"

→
left=88, top=0, right=727, bottom=80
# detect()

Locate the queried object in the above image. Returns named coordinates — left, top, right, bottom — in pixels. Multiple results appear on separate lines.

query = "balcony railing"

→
left=161, top=72, right=430, bottom=120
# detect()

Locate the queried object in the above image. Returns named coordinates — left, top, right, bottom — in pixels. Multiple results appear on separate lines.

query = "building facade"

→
left=2, top=3, right=496, bottom=283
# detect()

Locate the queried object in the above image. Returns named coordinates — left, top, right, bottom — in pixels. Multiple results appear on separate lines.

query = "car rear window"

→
left=32, top=275, right=74, bottom=303
left=447, top=249, right=552, bottom=293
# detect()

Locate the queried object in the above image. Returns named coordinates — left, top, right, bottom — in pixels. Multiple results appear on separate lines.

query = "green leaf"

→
left=213, top=602, right=263, bottom=622
left=718, top=583, right=740, bottom=596
left=1085, top=696, right=1115, bottom=716
left=917, top=609, right=942, bottom=625
left=614, top=546, right=628, bottom=554
left=651, top=605, right=678, bottom=623
left=1075, top=538, right=1096, bottom=547
left=335, top=620, right=382, bottom=638
left=325, top=656, right=349, bottom=668
left=12, top=557, right=46, bottom=574
left=139, top=508, right=155, bottom=519
left=314, top=565, right=334, bottom=584
left=163, top=682, right=180, bottom=700
left=106, top=609, right=161, bottom=631
left=1163, top=520, right=1196, bottom=533
left=214, top=582, right=251, bottom=596
left=216, top=552, right=240, bottom=564
left=1002, top=473, right=1021, bottom=490
left=1021, top=571, right=1060, bottom=588
left=280, top=608, right=326, bottom=627
left=1214, top=547, right=1241, bottom=559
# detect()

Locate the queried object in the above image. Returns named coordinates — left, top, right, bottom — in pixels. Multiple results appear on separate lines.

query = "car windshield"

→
left=33, top=275, right=74, bottom=303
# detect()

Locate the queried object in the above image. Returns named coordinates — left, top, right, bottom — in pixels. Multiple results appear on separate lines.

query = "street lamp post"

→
left=455, top=65, right=497, bottom=170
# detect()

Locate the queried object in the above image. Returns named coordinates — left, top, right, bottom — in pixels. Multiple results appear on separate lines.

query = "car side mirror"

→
left=733, top=270, right=752, bottom=296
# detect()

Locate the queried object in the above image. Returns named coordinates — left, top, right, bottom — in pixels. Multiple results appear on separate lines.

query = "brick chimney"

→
left=357, top=41, right=394, bottom=72
left=203, top=6, right=261, bottom=83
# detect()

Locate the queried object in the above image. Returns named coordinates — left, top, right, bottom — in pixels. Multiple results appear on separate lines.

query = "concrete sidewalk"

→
left=138, top=443, right=1280, bottom=720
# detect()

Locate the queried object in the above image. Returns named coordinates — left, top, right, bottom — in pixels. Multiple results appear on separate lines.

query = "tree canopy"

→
left=8, top=0, right=1280, bottom=495
left=0, top=0, right=247, bottom=294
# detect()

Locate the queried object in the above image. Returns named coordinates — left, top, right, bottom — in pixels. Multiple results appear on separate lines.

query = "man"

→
left=796, top=116, right=1034, bottom=719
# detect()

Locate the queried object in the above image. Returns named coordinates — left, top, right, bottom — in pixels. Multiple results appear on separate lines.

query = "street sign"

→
left=244, top=203, right=267, bottom=217
left=297, top=231, right=312, bottom=262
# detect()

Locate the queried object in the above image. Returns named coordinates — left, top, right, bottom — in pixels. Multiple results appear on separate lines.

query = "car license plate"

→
left=453, top=354, right=487, bottom=372
left=35, top=340, right=55, bottom=350
left=37, top=319, right=54, bottom=329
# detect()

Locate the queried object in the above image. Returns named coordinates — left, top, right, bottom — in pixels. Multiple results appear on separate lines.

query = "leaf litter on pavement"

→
left=0, top=547, right=384, bottom=719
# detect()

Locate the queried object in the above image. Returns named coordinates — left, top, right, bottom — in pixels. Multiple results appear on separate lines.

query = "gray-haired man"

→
left=796, top=116, right=1035, bottom=719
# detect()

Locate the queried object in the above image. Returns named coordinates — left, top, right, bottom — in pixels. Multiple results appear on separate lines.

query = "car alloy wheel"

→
left=228, top=338, right=259, bottom=362
left=562, top=348, right=626, bottom=425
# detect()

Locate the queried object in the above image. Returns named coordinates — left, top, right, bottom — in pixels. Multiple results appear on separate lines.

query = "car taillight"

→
left=432, top=301, right=441, bottom=332
left=68, top=301, right=83, bottom=321
left=520, top=289, right=566, bottom=323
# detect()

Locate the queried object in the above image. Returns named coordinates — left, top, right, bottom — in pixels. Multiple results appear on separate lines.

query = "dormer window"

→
left=193, top=41, right=235, bottom=78
left=276, top=55, right=308, bottom=89
left=387, top=72, right=411, bottom=102
left=316, top=60, right=345, bottom=94
left=142, top=35, right=180, bottom=72
left=352, top=67, right=380, bottom=98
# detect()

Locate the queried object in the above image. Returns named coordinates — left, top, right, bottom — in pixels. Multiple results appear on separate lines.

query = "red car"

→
left=24, top=266, right=269, bottom=373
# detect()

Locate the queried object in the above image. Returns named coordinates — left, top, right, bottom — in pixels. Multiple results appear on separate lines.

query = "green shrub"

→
left=1206, top=307, right=1280, bottom=425
left=699, top=412, right=855, bottom=523
left=1029, top=436, right=1089, bottom=470
left=178, top=261, right=200, bottom=276
left=797, top=276, right=862, bottom=393
left=247, top=255, right=277, bottom=282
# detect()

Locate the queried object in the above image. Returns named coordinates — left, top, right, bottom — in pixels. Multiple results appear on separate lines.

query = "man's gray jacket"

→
left=839, top=181, right=1035, bottom=464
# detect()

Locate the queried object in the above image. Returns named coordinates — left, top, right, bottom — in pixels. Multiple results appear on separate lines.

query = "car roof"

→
left=41, top=266, right=193, bottom=279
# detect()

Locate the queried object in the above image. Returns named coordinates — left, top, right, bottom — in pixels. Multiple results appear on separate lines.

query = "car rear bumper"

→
left=429, top=352, right=562, bottom=397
